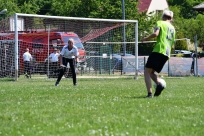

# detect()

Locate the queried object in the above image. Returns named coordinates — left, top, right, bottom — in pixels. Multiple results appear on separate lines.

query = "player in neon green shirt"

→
left=142, top=10, right=176, bottom=98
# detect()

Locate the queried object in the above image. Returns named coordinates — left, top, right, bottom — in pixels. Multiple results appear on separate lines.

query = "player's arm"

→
left=30, top=54, right=32, bottom=61
left=75, top=56, right=79, bottom=63
left=59, top=54, right=63, bottom=65
left=49, top=54, right=52, bottom=59
left=59, top=47, right=65, bottom=66
left=142, top=29, right=160, bottom=42
left=75, top=47, right=79, bottom=63
left=172, top=30, right=176, bottom=48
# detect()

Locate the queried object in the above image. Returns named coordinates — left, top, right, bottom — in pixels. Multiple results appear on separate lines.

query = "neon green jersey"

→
left=152, top=21, right=175, bottom=58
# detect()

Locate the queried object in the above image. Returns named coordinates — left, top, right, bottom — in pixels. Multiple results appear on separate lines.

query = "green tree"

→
left=169, top=1, right=204, bottom=50
left=182, top=14, right=204, bottom=50
left=175, top=32, right=188, bottom=50
left=20, top=1, right=40, bottom=14
left=0, top=0, right=20, bottom=17
left=49, top=0, right=139, bottom=19
left=49, top=0, right=81, bottom=16
left=168, top=0, right=203, bottom=19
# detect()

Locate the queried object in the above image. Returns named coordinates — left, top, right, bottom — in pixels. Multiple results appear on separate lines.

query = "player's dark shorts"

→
left=145, top=52, right=168, bottom=73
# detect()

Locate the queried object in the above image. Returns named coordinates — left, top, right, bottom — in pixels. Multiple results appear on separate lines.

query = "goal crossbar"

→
left=15, top=13, right=138, bottom=23
left=85, top=38, right=188, bottom=44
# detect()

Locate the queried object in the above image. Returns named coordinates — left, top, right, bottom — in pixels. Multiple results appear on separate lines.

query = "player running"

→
left=142, top=10, right=176, bottom=98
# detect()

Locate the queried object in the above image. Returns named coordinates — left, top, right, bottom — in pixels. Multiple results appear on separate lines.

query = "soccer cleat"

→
left=145, top=93, right=153, bottom=98
left=74, top=83, right=78, bottom=86
left=145, top=95, right=153, bottom=98
left=25, top=74, right=29, bottom=78
left=154, top=83, right=164, bottom=96
left=55, top=81, right=59, bottom=86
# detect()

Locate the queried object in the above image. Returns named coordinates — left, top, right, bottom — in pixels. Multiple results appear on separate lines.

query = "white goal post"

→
left=12, top=13, right=139, bottom=81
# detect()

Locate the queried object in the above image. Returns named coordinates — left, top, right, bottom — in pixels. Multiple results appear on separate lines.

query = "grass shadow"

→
left=124, top=95, right=147, bottom=99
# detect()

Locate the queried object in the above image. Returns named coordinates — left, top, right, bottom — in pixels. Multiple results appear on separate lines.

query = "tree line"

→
left=0, top=0, right=204, bottom=52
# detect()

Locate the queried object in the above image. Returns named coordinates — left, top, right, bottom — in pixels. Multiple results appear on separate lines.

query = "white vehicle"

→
left=174, top=50, right=192, bottom=54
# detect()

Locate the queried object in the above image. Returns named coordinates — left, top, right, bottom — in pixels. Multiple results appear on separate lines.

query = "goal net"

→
left=0, top=13, right=138, bottom=80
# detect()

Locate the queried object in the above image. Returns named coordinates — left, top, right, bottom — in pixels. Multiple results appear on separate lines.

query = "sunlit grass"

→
left=0, top=76, right=203, bottom=135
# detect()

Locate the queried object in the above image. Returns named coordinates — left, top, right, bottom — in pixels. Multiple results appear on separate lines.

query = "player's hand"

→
left=60, top=64, right=65, bottom=67
left=76, top=58, right=79, bottom=63
left=142, top=37, right=147, bottom=43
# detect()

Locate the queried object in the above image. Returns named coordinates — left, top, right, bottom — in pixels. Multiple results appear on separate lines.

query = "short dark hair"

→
left=162, top=14, right=172, bottom=20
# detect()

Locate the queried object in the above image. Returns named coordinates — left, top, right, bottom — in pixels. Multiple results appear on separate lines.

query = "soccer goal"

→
left=0, top=13, right=138, bottom=81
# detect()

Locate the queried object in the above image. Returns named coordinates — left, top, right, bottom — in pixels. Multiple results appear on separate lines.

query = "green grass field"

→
left=0, top=76, right=203, bottom=136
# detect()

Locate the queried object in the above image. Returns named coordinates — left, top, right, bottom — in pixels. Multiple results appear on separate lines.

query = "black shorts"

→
left=145, top=52, right=168, bottom=73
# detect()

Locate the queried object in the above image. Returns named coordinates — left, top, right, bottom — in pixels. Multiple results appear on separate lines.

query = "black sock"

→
left=148, top=92, right=152, bottom=96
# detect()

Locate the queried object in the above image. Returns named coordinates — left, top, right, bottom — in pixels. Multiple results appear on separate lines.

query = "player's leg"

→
left=55, top=58, right=67, bottom=86
left=153, top=54, right=168, bottom=96
left=69, top=59, right=77, bottom=85
left=53, top=62, right=57, bottom=71
left=23, top=61, right=27, bottom=76
left=49, top=62, right=52, bottom=74
left=149, top=71, right=158, bottom=84
left=145, top=52, right=168, bottom=97
left=144, top=67, right=154, bottom=98
left=191, top=60, right=194, bottom=74
left=53, top=62, right=58, bottom=77
left=49, top=62, right=54, bottom=77
left=25, top=61, right=29, bottom=78
left=52, top=62, right=59, bottom=73
left=28, top=62, right=32, bottom=78
left=145, top=52, right=160, bottom=97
